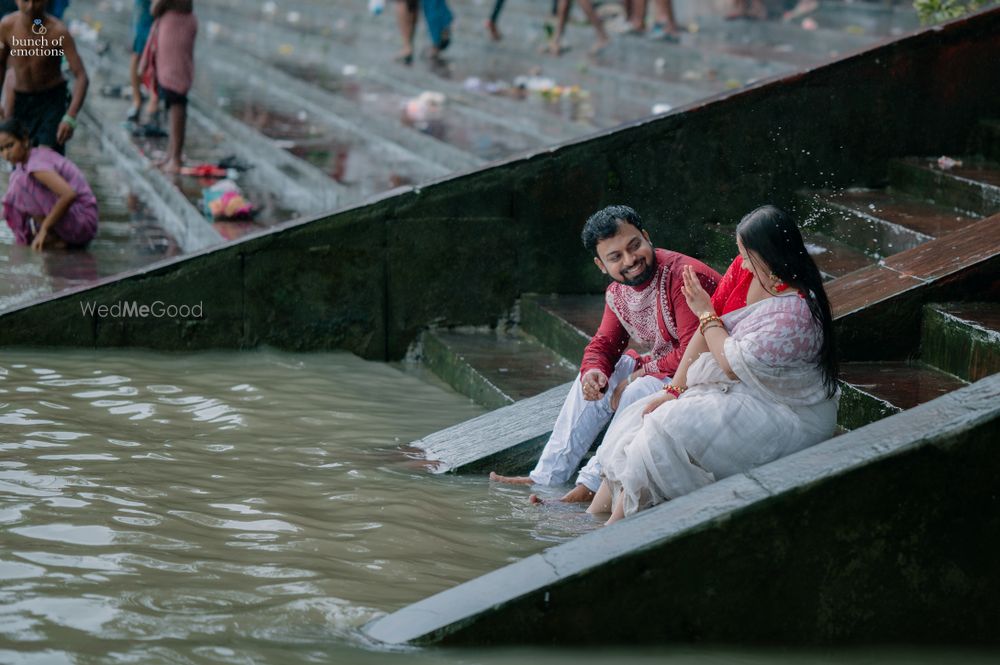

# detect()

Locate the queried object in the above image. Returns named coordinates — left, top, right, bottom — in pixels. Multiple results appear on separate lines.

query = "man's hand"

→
left=580, top=369, right=608, bottom=401
left=642, top=391, right=674, bottom=416
left=56, top=121, right=75, bottom=146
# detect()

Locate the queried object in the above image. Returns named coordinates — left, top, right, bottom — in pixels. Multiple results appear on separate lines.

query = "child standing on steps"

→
left=141, top=0, right=197, bottom=173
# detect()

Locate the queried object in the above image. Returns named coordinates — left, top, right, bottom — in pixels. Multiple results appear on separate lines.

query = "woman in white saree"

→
left=588, top=205, right=840, bottom=524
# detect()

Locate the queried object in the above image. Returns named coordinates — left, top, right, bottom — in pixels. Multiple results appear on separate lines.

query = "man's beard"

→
left=616, top=254, right=657, bottom=287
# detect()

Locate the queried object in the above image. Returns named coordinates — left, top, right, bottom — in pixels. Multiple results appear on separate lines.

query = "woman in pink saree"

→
left=1, top=118, right=98, bottom=250
left=589, top=205, right=840, bottom=523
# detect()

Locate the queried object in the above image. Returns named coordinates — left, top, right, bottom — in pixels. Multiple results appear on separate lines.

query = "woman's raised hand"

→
left=681, top=265, right=713, bottom=317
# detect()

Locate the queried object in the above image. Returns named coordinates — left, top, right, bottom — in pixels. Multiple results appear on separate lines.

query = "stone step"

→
left=888, top=157, right=1000, bottom=218
left=971, top=118, right=1000, bottom=163
left=807, top=1, right=920, bottom=36
left=412, top=381, right=573, bottom=475
left=921, top=302, right=1000, bottom=383
left=798, top=188, right=978, bottom=259
left=195, top=0, right=598, bottom=139
left=211, top=0, right=715, bottom=129
left=837, top=361, right=968, bottom=431
left=804, top=230, right=876, bottom=280
left=692, top=15, right=879, bottom=61
left=520, top=293, right=605, bottom=364
left=421, top=327, right=578, bottom=409
left=702, top=222, right=875, bottom=281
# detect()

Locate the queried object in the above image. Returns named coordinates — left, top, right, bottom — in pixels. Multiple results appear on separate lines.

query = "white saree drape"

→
left=596, top=294, right=840, bottom=517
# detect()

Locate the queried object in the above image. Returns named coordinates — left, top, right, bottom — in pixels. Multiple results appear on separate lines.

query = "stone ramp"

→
left=365, top=372, right=1000, bottom=646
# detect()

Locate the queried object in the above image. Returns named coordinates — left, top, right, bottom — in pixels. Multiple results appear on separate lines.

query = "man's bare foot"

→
left=559, top=484, right=596, bottom=503
left=489, top=471, right=533, bottom=485
left=485, top=19, right=501, bottom=41
left=160, top=159, right=182, bottom=174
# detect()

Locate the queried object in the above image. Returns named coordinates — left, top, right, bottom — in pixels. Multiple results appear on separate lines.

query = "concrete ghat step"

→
left=837, top=361, right=968, bottom=431
left=888, top=157, right=1000, bottom=218
left=798, top=189, right=978, bottom=258
left=921, top=302, right=1000, bottom=383
left=520, top=293, right=605, bottom=365
left=421, top=328, right=578, bottom=409
left=365, top=374, right=1000, bottom=646
left=702, top=222, right=874, bottom=281
left=971, top=118, right=1000, bottom=163
left=802, top=231, right=875, bottom=280
left=413, top=381, right=573, bottom=475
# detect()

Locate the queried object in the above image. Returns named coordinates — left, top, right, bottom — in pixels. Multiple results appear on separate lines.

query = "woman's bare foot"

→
left=160, top=159, right=182, bottom=174
left=489, top=471, right=533, bottom=485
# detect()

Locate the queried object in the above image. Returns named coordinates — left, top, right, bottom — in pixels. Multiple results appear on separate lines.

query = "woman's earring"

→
left=769, top=272, right=788, bottom=293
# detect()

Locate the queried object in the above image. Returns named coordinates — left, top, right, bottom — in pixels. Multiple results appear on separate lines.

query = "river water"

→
left=1, top=349, right=996, bottom=665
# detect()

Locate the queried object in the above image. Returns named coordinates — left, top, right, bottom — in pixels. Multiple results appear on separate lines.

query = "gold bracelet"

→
left=699, top=313, right=724, bottom=335
left=702, top=322, right=725, bottom=334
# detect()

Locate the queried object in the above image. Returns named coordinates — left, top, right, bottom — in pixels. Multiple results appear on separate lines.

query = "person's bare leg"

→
left=656, top=0, right=679, bottom=34
left=162, top=103, right=186, bottom=173
left=586, top=480, right=612, bottom=513
left=748, top=0, right=767, bottom=19
left=128, top=53, right=142, bottom=119
left=489, top=471, right=533, bottom=485
left=548, top=0, right=571, bottom=55
left=628, top=0, right=647, bottom=31
left=577, top=0, right=610, bottom=53
left=605, top=494, right=626, bottom=525
left=725, top=0, right=747, bottom=19
left=394, top=0, right=418, bottom=62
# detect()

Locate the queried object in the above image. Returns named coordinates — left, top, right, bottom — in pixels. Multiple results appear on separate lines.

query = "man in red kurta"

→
left=491, top=205, right=722, bottom=501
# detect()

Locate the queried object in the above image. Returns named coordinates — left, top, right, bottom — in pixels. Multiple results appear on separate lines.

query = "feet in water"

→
left=394, top=50, right=414, bottom=65
left=489, top=471, right=534, bottom=485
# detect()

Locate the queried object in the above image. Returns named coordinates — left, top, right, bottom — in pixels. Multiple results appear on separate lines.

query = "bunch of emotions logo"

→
left=32, top=18, right=47, bottom=35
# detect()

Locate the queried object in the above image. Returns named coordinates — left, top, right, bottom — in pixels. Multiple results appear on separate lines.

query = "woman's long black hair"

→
left=736, top=205, right=838, bottom=397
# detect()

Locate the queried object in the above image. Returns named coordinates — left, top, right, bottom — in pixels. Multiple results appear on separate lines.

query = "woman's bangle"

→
left=61, top=114, right=78, bottom=130
left=702, top=322, right=725, bottom=334
left=699, top=312, right=724, bottom=335
left=663, top=384, right=687, bottom=398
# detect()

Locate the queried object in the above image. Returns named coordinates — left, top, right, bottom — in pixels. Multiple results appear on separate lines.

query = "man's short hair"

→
left=581, top=205, right=645, bottom=257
